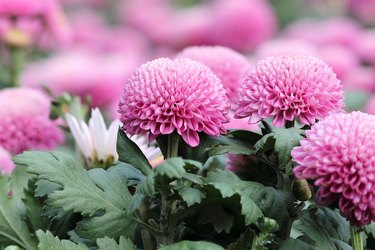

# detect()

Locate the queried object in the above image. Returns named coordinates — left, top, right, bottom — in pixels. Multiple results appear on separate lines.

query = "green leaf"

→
left=117, top=130, right=153, bottom=175
left=198, top=204, right=234, bottom=233
left=240, top=195, right=262, bottom=226
left=97, top=236, right=136, bottom=250
left=15, top=151, right=137, bottom=240
left=155, top=157, right=186, bottom=179
left=138, top=173, right=155, bottom=197
left=227, top=130, right=263, bottom=144
left=108, top=163, right=146, bottom=183
left=126, top=193, right=145, bottom=215
left=0, top=166, right=38, bottom=250
left=226, top=230, right=253, bottom=250
left=182, top=173, right=203, bottom=185
left=183, top=159, right=202, bottom=174
left=294, top=209, right=337, bottom=250
left=204, top=169, right=263, bottom=198
left=207, top=144, right=254, bottom=157
left=364, top=223, right=375, bottom=238
left=159, top=240, right=225, bottom=250
left=178, top=187, right=205, bottom=206
left=36, top=230, right=88, bottom=250
left=254, top=134, right=275, bottom=153
left=273, top=127, right=304, bottom=166
left=278, top=238, right=314, bottom=250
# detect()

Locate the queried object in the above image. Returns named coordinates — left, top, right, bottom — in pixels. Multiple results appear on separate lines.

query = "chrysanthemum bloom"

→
left=0, top=87, right=64, bottom=155
left=356, top=30, right=375, bottom=65
left=119, top=58, right=230, bottom=147
left=235, top=55, right=344, bottom=127
left=292, top=112, right=375, bottom=226
left=0, top=147, right=15, bottom=175
left=176, top=46, right=249, bottom=105
left=0, top=0, right=71, bottom=45
left=342, top=66, right=375, bottom=93
left=347, top=0, right=375, bottom=24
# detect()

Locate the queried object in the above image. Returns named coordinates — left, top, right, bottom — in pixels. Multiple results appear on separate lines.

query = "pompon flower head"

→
left=235, top=55, right=344, bottom=127
left=176, top=46, right=250, bottom=106
left=292, top=112, right=375, bottom=226
left=0, top=87, right=64, bottom=155
left=119, top=58, right=230, bottom=147
left=0, top=147, right=15, bottom=175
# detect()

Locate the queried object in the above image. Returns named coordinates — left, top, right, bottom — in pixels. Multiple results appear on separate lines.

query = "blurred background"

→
left=1, top=0, right=375, bottom=118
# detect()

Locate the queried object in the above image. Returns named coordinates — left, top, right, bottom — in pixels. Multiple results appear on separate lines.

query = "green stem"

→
left=350, top=225, right=363, bottom=250
left=167, top=134, right=180, bottom=158
left=141, top=229, right=154, bottom=250
left=9, top=47, right=24, bottom=87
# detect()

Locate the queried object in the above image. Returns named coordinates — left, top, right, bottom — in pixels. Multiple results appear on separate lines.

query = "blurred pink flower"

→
left=347, top=0, right=375, bottom=24
left=355, top=30, right=375, bottom=65
left=285, top=18, right=361, bottom=51
left=0, top=0, right=71, bottom=45
left=254, top=38, right=318, bottom=59
left=342, top=66, right=375, bottom=92
left=176, top=46, right=250, bottom=106
left=0, top=87, right=64, bottom=155
left=224, top=113, right=259, bottom=131
left=292, top=111, right=375, bottom=226
left=204, top=0, right=277, bottom=52
left=22, top=50, right=139, bottom=107
left=317, top=45, right=360, bottom=79
left=119, top=58, right=230, bottom=147
left=235, top=55, right=344, bottom=127
left=0, top=147, right=15, bottom=175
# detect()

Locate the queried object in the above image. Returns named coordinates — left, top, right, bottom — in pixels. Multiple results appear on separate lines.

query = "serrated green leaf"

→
left=365, top=223, right=375, bottom=238
left=160, top=240, right=225, bottom=250
left=240, top=195, right=262, bottom=226
left=108, top=163, right=146, bottom=183
left=197, top=204, right=234, bottom=233
left=278, top=238, right=314, bottom=250
left=294, top=209, right=337, bottom=250
left=178, top=187, right=205, bottom=206
left=226, top=230, right=253, bottom=250
left=227, top=130, right=263, bottom=144
left=97, top=236, right=136, bottom=250
left=155, top=157, right=186, bottom=179
left=208, top=144, right=254, bottom=157
left=126, top=193, right=145, bottom=215
left=204, top=169, right=262, bottom=198
left=273, top=127, right=304, bottom=166
left=34, top=180, right=61, bottom=197
left=0, top=166, right=38, bottom=250
left=182, top=173, right=203, bottom=185
left=183, top=160, right=202, bottom=173
left=15, top=151, right=137, bottom=240
left=254, top=134, right=275, bottom=153
left=138, top=173, right=155, bottom=197
left=36, top=230, right=88, bottom=250
left=117, top=130, right=153, bottom=175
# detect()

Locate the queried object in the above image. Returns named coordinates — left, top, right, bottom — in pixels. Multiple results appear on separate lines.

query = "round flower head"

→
left=0, top=147, right=15, bottom=175
left=235, top=55, right=344, bottom=127
left=0, top=87, right=64, bottom=155
left=119, top=58, right=230, bottom=147
left=176, top=46, right=250, bottom=106
left=292, top=112, right=375, bottom=226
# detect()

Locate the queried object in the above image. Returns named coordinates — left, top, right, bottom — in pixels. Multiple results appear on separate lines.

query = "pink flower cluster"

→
left=0, top=147, right=15, bottom=175
left=118, top=58, right=230, bottom=147
left=235, top=55, right=344, bottom=127
left=292, top=112, right=375, bottom=226
left=0, top=87, right=64, bottom=155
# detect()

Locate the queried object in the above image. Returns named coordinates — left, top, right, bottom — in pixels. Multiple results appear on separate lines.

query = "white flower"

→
left=66, top=108, right=120, bottom=168
left=66, top=108, right=163, bottom=169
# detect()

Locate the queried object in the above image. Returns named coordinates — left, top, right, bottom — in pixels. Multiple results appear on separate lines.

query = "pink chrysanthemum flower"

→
left=292, top=112, right=375, bottom=226
left=235, top=55, right=344, bottom=127
left=176, top=46, right=249, bottom=106
left=0, top=87, right=64, bottom=155
left=0, top=147, right=15, bottom=175
left=119, top=58, right=230, bottom=147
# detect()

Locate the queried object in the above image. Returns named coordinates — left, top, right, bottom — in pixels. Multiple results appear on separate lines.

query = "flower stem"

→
left=9, top=47, right=24, bottom=87
left=167, top=134, right=180, bottom=158
left=350, top=225, right=363, bottom=250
